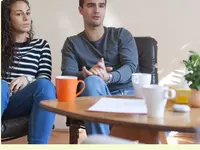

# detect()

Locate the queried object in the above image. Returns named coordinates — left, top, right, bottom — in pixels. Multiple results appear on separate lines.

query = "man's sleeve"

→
left=61, top=38, right=80, bottom=77
left=110, top=28, right=138, bottom=84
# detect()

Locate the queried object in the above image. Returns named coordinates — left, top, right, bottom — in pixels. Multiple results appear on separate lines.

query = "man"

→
left=61, top=0, right=139, bottom=136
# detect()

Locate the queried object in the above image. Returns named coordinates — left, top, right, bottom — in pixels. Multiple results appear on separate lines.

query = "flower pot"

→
left=189, top=89, right=200, bottom=107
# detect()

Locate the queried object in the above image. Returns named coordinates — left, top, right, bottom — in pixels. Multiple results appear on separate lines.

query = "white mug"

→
left=132, top=73, right=151, bottom=98
left=142, top=84, right=176, bottom=118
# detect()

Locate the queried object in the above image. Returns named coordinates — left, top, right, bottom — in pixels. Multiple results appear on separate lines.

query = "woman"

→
left=1, top=0, right=56, bottom=144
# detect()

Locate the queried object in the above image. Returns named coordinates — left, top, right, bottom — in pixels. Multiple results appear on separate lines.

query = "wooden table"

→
left=40, top=96, right=199, bottom=144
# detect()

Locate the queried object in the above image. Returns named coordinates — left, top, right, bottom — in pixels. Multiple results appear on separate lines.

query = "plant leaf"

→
left=184, top=51, right=200, bottom=90
left=189, top=51, right=198, bottom=55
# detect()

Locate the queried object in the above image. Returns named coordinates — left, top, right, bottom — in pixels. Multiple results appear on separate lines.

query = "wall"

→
left=29, top=0, right=200, bottom=129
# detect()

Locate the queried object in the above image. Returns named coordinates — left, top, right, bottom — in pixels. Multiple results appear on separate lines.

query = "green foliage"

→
left=183, top=51, right=200, bottom=90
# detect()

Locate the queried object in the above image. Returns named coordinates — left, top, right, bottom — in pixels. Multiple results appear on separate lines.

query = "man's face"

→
left=79, top=0, right=106, bottom=27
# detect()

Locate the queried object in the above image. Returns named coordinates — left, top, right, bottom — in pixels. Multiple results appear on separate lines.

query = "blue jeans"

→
left=1, top=79, right=56, bottom=144
left=80, top=76, right=134, bottom=135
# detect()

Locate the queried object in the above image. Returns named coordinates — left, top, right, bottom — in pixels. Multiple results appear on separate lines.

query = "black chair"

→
left=1, top=116, right=29, bottom=142
left=1, top=116, right=55, bottom=142
left=66, top=37, right=159, bottom=144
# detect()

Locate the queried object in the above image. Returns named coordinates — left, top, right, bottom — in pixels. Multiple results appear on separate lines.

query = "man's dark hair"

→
left=79, top=0, right=107, bottom=8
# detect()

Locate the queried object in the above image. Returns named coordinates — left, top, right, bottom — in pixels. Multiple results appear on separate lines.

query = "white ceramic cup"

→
left=142, top=84, right=176, bottom=118
left=132, top=73, right=151, bottom=98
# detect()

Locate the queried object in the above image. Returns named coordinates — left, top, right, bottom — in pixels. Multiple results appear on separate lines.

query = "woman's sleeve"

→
left=36, top=40, right=52, bottom=80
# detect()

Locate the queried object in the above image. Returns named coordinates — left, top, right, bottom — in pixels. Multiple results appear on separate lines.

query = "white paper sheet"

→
left=88, top=97, right=147, bottom=114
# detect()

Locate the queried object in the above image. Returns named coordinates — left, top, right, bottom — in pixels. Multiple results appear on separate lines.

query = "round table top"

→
left=40, top=96, right=200, bottom=132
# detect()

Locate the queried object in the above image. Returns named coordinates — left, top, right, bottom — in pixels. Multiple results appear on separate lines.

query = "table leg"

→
left=69, top=124, right=79, bottom=144
left=110, top=125, right=167, bottom=144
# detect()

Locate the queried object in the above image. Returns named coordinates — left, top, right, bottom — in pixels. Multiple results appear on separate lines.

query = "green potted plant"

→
left=183, top=51, right=200, bottom=107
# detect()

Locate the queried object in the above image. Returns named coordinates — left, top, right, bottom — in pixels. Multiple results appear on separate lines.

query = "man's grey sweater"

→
left=61, top=27, right=139, bottom=91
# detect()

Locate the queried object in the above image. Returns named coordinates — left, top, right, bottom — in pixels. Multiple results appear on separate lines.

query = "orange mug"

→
left=56, top=76, right=85, bottom=102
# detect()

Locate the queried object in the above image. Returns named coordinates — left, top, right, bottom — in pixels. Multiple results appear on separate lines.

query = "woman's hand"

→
left=10, top=76, right=29, bottom=93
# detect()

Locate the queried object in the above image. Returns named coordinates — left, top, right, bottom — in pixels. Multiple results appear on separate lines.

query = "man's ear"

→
left=79, top=7, right=83, bottom=15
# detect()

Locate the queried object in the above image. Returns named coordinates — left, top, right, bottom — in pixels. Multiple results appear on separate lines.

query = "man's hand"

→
left=90, top=58, right=113, bottom=82
left=10, top=76, right=29, bottom=93
left=81, top=58, right=113, bottom=81
left=105, top=67, right=113, bottom=73
left=82, top=66, right=93, bottom=78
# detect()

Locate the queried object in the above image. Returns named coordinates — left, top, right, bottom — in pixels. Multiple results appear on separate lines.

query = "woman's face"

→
left=10, top=1, right=32, bottom=33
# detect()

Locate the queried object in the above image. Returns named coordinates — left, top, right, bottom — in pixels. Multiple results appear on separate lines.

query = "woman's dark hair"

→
left=79, top=0, right=107, bottom=8
left=1, top=0, right=34, bottom=78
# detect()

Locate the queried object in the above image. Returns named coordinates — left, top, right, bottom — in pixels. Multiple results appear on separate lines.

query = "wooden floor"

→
left=1, top=129, right=195, bottom=144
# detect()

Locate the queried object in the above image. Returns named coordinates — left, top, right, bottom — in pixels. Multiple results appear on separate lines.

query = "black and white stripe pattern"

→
left=4, top=39, right=52, bottom=84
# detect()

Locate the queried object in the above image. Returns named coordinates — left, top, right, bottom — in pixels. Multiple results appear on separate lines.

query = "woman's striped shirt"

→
left=4, top=38, right=52, bottom=84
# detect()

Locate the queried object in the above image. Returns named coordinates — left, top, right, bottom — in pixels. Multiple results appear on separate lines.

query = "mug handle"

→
left=164, top=89, right=176, bottom=99
left=76, top=80, right=85, bottom=97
